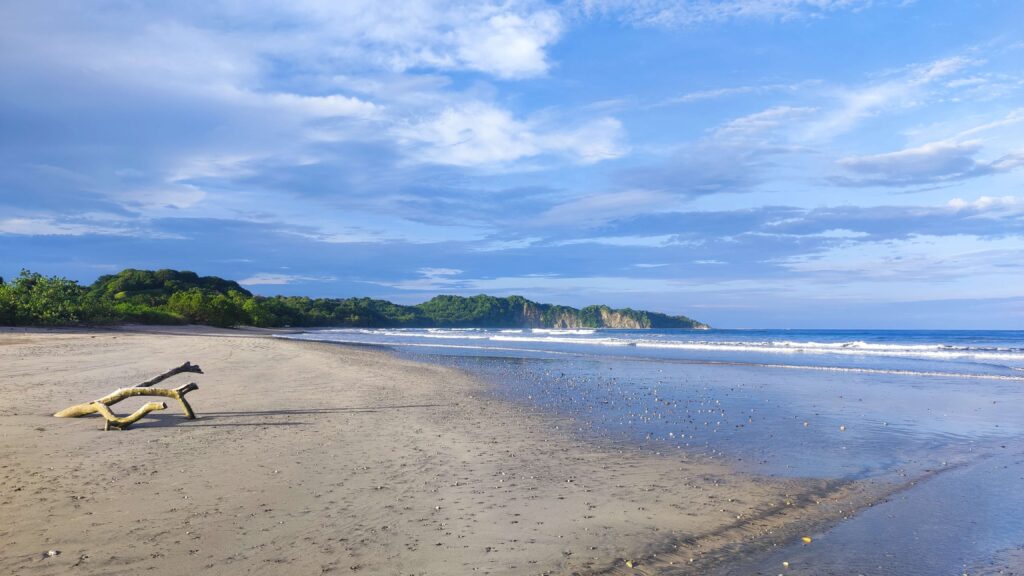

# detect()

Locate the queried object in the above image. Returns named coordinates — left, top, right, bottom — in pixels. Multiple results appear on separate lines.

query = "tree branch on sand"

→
left=93, top=401, right=167, bottom=431
left=136, top=361, right=203, bottom=388
left=54, top=362, right=203, bottom=430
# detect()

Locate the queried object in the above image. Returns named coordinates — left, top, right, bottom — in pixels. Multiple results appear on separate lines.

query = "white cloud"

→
left=815, top=228, right=870, bottom=238
left=248, top=91, right=380, bottom=119
left=378, top=272, right=689, bottom=294
left=206, top=0, right=564, bottom=80
left=545, top=117, right=627, bottom=164
left=778, top=234, right=1024, bottom=292
left=655, top=81, right=816, bottom=107
left=712, top=106, right=817, bottom=141
left=840, top=139, right=980, bottom=177
left=665, top=86, right=763, bottom=104
left=0, top=0, right=576, bottom=184
left=114, top=184, right=208, bottom=211
left=947, top=195, right=1022, bottom=213
left=397, top=102, right=625, bottom=167
left=956, top=108, right=1024, bottom=138
left=946, top=76, right=988, bottom=89
left=0, top=218, right=129, bottom=237
left=472, top=237, right=542, bottom=252
left=835, top=140, right=1024, bottom=186
left=554, top=234, right=682, bottom=247
left=238, top=273, right=335, bottom=285
left=167, top=153, right=263, bottom=182
left=574, top=0, right=869, bottom=26
left=0, top=216, right=184, bottom=239
left=419, top=267, right=463, bottom=278
left=399, top=103, right=538, bottom=165
left=804, top=56, right=977, bottom=139
left=2, top=1, right=564, bottom=81
left=675, top=56, right=1004, bottom=155
left=912, top=56, right=975, bottom=83
left=536, top=190, right=678, bottom=227
left=453, top=10, right=562, bottom=79
left=379, top=267, right=464, bottom=290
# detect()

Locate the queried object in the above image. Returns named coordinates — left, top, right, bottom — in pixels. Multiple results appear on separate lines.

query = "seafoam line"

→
left=278, top=334, right=1024, bottom=382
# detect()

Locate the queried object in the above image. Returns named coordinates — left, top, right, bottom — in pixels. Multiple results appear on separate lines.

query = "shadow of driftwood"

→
left=172, top=421, right=311, bottom=428
left=200, top=404, right=449, bottom=417
left=106, top=403, right=448, bottom=430
left=128, top=412, right=311, bottom=429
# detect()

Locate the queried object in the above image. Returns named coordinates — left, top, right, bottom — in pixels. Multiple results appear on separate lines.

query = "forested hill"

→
left=0, top=268, right=709, bottom=329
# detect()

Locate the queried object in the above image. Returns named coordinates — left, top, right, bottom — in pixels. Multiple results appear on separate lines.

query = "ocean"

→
left=281, top=327, right=1024, bottom=574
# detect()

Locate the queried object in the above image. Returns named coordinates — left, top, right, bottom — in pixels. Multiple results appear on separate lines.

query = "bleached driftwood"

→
left=136, top=361, right=203, bottom=388
left=93, top=401, right=167, bottom=431
left=54, top=362, right=203, bottom=430
left=54, top=382, right=200, bottom=419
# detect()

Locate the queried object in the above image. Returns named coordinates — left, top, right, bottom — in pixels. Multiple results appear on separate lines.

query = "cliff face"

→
left=515, top=303, right=583, bottom=328
left=518, top=302, right=545, bottom=327
left=599, top=308, right=647, bottom=329
left=548, top=310, right=587, bottom=329
left=508, top=300, right=706, bottom=329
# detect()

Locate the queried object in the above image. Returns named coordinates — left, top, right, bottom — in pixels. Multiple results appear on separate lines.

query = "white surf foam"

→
left=278, top=333, right=1024, bottom=382
left=286, top=329, right=1024, bottom=366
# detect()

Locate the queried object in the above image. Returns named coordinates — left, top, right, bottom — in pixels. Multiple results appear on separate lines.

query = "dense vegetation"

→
left=0, top=269, right=708, bottom=329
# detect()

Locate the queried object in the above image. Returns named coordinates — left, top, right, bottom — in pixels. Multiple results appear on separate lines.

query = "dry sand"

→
left=0, top=329, right=892, bottom=575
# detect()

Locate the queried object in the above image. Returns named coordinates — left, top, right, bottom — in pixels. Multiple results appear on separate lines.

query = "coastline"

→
left=1, top=327, right=907, bottom=575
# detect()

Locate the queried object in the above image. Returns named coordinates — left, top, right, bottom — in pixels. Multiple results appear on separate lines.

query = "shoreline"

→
left=0, top=327, right=920, bottom=575
left=296, top=335, right=988, bottom=574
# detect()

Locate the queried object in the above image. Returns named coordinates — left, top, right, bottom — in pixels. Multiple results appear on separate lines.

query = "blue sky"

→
left=1, top=0, right=1023, bottom=328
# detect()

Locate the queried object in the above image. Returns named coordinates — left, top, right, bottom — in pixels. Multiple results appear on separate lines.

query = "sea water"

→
left=282, top=328, right=1024, bottom=574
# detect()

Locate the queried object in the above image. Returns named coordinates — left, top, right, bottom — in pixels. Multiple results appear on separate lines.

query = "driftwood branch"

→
left=93, top=401, right=167, bottom=431
left=137, top=361, right=202, bottom=388
left=54, top=382, right=200, bottom=419
left=54, top=362, right=203, bottom=429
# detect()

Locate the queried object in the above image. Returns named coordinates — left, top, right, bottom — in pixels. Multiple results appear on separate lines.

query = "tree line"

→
left=0, top=268, right=706, bottom=329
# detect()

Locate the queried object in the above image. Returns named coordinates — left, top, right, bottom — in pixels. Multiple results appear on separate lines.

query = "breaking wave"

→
left=300, top=328, right=1024, bottom=365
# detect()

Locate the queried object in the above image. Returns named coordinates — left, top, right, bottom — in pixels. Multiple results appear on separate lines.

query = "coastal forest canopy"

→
left=0, top=268, right=708, bottom=329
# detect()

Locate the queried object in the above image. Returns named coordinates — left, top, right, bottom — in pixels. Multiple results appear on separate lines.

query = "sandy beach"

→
left=1, top=328, right=897, bottom=575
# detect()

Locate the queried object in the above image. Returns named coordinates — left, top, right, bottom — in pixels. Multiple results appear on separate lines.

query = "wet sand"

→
left=0, top=328, right=897, bottom=575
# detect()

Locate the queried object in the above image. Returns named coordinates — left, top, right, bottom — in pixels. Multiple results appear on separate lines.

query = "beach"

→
left=6, top=0, right=1022, bottom=573
left=0, top=328, right=902, bottom=575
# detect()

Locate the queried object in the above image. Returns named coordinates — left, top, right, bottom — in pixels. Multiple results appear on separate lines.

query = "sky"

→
left=1, top=0, right=1023, bottom=329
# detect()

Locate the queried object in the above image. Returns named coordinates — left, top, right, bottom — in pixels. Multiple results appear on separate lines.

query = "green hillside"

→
left=0, top=269, right=708, bottom=329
